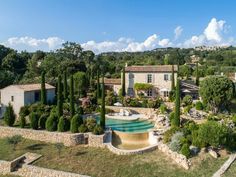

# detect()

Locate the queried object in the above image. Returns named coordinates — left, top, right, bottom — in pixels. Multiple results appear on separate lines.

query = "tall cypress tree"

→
left=196, top=62, right=199, bottom=86
left=70, top=75, right=75, bottom=117
left=41, top=71, right=47, bottom=104
left=63, top=70, right=68, bottom=100
left=57, top=75, right=63, bottom=117
left=96, top=70, right=101, bottom=99
left=173, top=78, right=180, bottom=127
left=171, top=65, right=175, bottom=91
left=121, top=67, right=126, bottom=97
left=100, top=76, right=105, bottom=129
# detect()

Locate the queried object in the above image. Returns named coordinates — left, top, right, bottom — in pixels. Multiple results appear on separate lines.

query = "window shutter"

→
left=152, top=74, right=155, bottom=83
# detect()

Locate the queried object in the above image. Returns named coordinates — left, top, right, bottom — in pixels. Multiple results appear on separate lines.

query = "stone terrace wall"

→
left=106, top=106, right=155, bottom=115
left=0, top=126, right=87, bottom=146
left=14, top=164, right=89, bottom=177
left=88, top=133, right=107, bottom=148
left=158, top=142, right=190, bottom=170
left=0, top=160, right=11, bottom=174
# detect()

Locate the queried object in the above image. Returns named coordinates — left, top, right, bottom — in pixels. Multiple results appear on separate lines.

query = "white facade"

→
left=0, top=84, right=55, bottom=117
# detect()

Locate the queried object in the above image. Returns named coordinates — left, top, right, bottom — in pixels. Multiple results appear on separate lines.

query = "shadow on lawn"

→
left=75, top=151, right=88, bottom=156
left=26, top=143, right=47, bottom=150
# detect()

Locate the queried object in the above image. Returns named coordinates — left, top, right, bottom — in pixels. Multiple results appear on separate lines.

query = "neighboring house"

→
left=103, top=78, right=121, bottom=95
left=124, top=65, right=178, bottom=98
left=0, top=83, right=55, bottom=118
left=181, top=80, right=199, bottom=100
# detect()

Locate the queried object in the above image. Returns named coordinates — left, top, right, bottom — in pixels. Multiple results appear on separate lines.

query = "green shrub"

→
left=180, top=143, right=191, bottom=158
left=57, top=116, right=66, bottom=132
left=195, top=101, right=203, bottom=110
left=163, top=127, right=180, bottom=143
left=38, top=114, right=48, bottom=129
left=232, top=115, right=236, bottom=124
left=78, top=124, right=88, bottom=133
left=92, top=125, right=104, bottom=135
left=29, top=112, right=39, bottom=130
left=4, top=103, right=16, bottom=127
left=7, top=135, right=22, bottom=150
left=184, top=105, right=192, bottom=114
left=70, top=114, right=83, bottom=133
left=77, top=106, right=84, bottom=115
left=85, top=117, right=97, bottom=132
left=169, top=132, right=184, bottom=152
left=46, top=111, right=58, bottom=131
left=169, top=112, right=175, bottom=122
left=141, top=99, right=148, bottom=108
left=19, top=115, right=26, bottom=128
left=168, top=90, right=175, bottom=102
left=19, top=106, right=30, bottom=117
left=182, top=95, right=193, bottom=106
left=160, top=104, right=167, bottom=114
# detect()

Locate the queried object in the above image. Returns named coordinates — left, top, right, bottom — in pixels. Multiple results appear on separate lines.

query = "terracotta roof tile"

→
left=125, top=65, right=178, bottom=72
left=9, top=83, right=55, bottom=92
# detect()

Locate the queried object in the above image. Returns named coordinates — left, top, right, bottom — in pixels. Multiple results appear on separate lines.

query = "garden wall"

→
left=0, top=160, right=11, bottom=174
left=106, top=106, right=156, bottom=115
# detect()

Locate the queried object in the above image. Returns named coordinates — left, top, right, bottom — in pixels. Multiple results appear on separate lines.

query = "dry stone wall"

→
left=0, top=160, right=11, bottom=174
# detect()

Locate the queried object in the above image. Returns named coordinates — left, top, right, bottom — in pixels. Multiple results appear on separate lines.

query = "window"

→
left=11, top=96, right=14, bottom=102
left=164, top=74, right=169, bottom=81
left=34, top=91, right=40, bottom=102
left=147, top=74, right=152, bottom=83
left=163, top=91, right=169, bottom=97
left=147, top=89, right=153, bottom=97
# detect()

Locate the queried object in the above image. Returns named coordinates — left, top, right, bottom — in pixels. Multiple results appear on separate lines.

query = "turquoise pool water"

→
left=97, top=117, right=154, bottom=133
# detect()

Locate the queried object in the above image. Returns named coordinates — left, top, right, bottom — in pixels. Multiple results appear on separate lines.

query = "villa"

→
left=0, top=83, right=55, bottom=117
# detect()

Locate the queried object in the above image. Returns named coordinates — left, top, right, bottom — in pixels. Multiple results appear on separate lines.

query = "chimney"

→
left=125, top=63, right=128, bottom=67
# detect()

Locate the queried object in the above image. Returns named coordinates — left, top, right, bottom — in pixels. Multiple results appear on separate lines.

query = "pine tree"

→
left=171, top=65, right=175, bottom=91
left=96, top=70, right=101, bottom=99
left=70, top=75, right=75, bottom=117
left=41, top=71, right=47, bottom=104
left=121, top=67, right=126, bottom=97
left=63, top=70, right=68, bottom=100
left=57, top=75, right=63, bottom=117
left=196, top=62, right=199, bottom=86
left=172, top=78, right=180, bottom=127
left=100, top=76, right=105, bottom=129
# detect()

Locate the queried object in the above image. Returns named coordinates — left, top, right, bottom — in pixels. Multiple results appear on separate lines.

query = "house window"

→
left=164, top=74, right=169, bottom=81
left=11, top=96, right=14, bottom=102
left=147, top=89, right=153, bottom=97
left=147, top=74, right=152, bottom=83
left=34, top=91, right=40, bottom=102
left=163, top=91, right=169, bottom=97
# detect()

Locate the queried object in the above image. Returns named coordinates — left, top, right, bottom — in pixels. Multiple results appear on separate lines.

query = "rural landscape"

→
left=0, top=1, right=236, bottom=177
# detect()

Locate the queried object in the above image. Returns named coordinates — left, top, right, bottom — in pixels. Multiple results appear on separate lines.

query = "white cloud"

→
left=158, top=39, right=172, bottom=47
left=3, top=36, right=64, bottom=52
left=204, top=18, right=225, bottom=42
left=174, top=26, right=183, bottom=40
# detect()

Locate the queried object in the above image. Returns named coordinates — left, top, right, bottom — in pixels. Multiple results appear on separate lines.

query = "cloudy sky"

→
left=0, top=0, right=235, bottom=53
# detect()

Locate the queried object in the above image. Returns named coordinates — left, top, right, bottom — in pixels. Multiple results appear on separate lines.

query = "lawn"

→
left=0, top=137, right=230, bottom=177
left=222, top=160, right=236, bottom=177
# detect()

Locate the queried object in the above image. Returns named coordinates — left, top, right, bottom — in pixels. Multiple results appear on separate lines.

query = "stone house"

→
left=0, top=83, right=55, bottom=117
left=103, top=78, right=121, bottom=95
left=124, top=65, right=178, bottom=98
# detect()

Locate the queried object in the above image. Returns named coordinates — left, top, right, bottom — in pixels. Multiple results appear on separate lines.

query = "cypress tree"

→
left=96, top=70, right=101, bottom=99
left=70, top=75, right=75, bottom=117
left=171, top=65, right=175, bottom=91
left=196, top=62, right=199, bottom=86
left=41, top=71, right=47, bottom=104
left=100, top=76, right=105, bottom=129
left=173, top=78, right=180, bottom=127
left=63, top=70, right=68, bottom=100
left=121, top=67, right=126, bottom=97
left=57, top=75, right=63, bottom=117
left=4, top=103, right=16, bottom=127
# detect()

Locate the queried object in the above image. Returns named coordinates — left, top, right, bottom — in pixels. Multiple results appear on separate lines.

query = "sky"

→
left=0, top=0, right=235, bottom=53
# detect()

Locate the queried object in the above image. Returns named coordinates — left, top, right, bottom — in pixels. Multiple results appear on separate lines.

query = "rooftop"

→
left=99, top=78, right=121, bottom=85
left=1, top=83, right=55, bottom=92
left=125, top=65, right=178, bottom=72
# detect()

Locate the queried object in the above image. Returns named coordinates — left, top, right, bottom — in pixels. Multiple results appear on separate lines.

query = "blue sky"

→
left=0, top=0, right=235, bottom=53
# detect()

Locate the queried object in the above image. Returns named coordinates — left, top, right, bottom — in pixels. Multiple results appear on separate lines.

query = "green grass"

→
left=0, top=137, right=229, bottom=177
left=222, top=160, right=236, bottom=177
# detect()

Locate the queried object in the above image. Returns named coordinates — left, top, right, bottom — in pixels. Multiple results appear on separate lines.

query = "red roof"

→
left=125, top=65, right=178, bottom=72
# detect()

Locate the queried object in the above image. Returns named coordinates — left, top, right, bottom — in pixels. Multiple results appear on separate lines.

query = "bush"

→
left=29, top=112, right=39, bottom=130
left=92, top=125, right=104, bottom=135
left=19, top=115, right=26, bottom=128
left=57, top=117, right=67, bottom=132
left=19, top=106, right=30, bottom=117
left=169, top=132, right=184, bottom=152
left=180, top=143, right=191, bottom=158
left=141, top=99, right=148, bottom=108
left=232, top=115, right=236, bottom=124
left=195, top=101, right=203, bottom=110
left=4, top=104, right=16, bottom=127
left=70, top=114, right=83, bottom=133
left=46, top=111, right=58, bottom=132
left=184, top=105, right=192, bottom=114
left=85, top=117, right=97, bottom=132
left=169, top=112, right=175, bottom=123
left=78, top=124, right=88, bottom=133
left=7, top=135, right=22, bottom=150
left=38, top=113, right=48, bottom=129
left=163, top=126, right=180, bottom=143
left=160, top=104, right=167, bottom=114
left=182, top=95, right=193, bottom=106
left=77, top=106, right=84, bottom=115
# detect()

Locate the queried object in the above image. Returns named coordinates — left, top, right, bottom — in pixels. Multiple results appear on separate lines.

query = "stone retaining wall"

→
left=0, top=160, right=11, bottom=174
left=14, top=164, right=89, bottom=177
left=106, top=106, right=155, bottom=115
left=158, top=142, right=190, bottom=170
left=0, top=126, right=106, bottom=147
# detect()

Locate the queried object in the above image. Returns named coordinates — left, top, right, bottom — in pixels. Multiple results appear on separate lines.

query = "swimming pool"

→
left=97, top=117, right=154, bottom=133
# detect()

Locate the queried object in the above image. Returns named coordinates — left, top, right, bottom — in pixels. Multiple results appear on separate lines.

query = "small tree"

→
left=63, top=70, right=68, bottom=100
left=182, top=95, right=193, bottom=107
left=58, top=116, right=66, bottom=132
left=173, top=79, right=180, bottom=127
left=46, top=111, right=58, bottom=131
left=57, top=75, right=63, bottom=117
left=29, top=112, right=39, bottom=130
left=121, top=67, right=126, bottom=97
left=38, top=113, right=47, bottom=129
left=70, top=75, right=75, bottom=117
left=4, top=103, right=16, bottom=127
left=180, top=143, right=191, bottom=158
left=100, top=76, right=106, bottom=129
left=7, top=135, right=22, bottom=150
left=41, top=71, right=47, bottom=104
left=19, top=115, right=26, bottom=128
left=70, top=114, right=83, bottom=133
